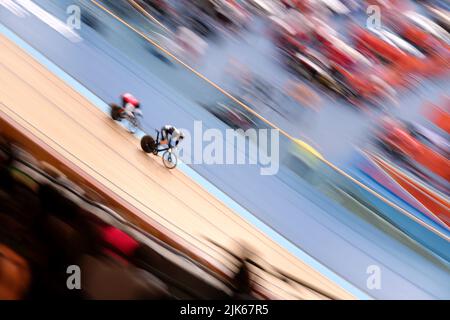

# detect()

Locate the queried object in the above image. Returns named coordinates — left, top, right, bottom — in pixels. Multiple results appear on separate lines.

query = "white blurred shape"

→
left=14, top=0, right=82, bottom=43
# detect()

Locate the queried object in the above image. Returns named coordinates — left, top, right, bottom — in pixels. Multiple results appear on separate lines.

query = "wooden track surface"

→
left=0, top=34, right=355, bottom=300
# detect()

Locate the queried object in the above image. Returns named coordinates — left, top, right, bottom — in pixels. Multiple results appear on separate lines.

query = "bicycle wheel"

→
left=110, top=104, right=122, bottom=121
left=162, top=150, right=177, bottom=169
left=141, top=135, right=156, bottom=153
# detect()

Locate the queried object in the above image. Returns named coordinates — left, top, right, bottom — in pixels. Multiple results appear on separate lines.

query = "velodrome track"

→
left=1, top=0, right=449, bottom=299
left=0, top=32, right=358, bottom=300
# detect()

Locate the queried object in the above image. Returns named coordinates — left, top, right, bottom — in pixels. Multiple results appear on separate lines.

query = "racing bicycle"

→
left=140, top=130, right=178, bottom=169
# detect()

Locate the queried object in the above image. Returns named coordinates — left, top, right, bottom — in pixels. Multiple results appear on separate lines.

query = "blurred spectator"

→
left=99, top=224, right=140, bottom=263
left=175, top=26, right=208, bottom=65
left=424, top=96, right=450, bottom=134
left=284, top=79, right=322, bottom=112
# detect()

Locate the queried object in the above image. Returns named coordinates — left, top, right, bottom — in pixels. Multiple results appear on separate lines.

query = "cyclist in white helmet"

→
left=159, top=125, right=184, bottom=148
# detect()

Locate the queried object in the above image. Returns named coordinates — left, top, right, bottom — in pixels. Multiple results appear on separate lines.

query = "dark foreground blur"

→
left=0, top=132, right=264, bottom=300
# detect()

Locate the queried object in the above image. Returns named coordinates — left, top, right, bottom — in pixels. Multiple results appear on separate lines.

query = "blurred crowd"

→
left=136, top=0, right=450, bottom=187
left=0, top=132, right=261, bottom=300
left=118, top=0, right=450, bottom=190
